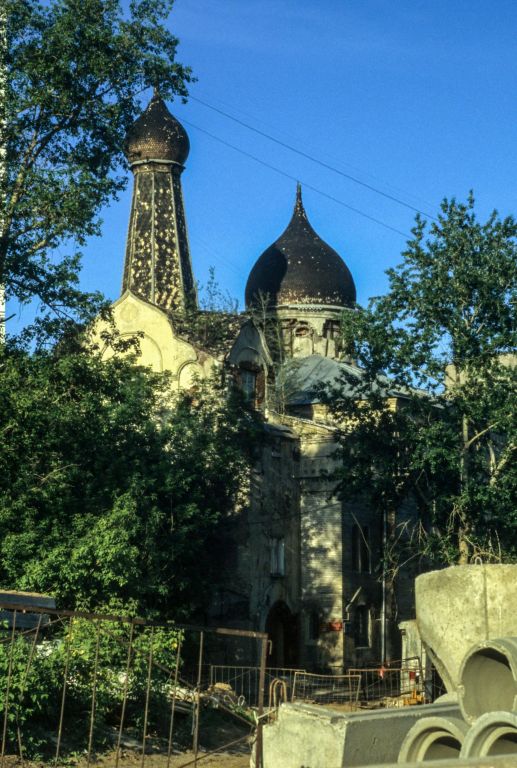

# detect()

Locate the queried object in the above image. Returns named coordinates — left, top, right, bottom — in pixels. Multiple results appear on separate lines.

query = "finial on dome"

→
left=293, top=182, right=308, bottom=221
left=295, top=182, right=304, bottom=211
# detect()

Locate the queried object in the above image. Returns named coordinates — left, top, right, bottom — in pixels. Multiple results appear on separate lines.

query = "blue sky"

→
left=10, top=0, right=517, bottom=325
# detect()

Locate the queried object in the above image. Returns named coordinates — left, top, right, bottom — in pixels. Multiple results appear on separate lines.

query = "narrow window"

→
left=270, top=538, right=285, bottom=576
left=352, top=524, right=370, bottom=573
left=307, top=609, right=320, bottom=642
left=354, top=605, right=370, bottom=647
left=240, top=369, right=257, bottom=402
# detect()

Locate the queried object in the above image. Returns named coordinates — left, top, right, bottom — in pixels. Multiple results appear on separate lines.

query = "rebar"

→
left=87, top=622, right=101, bottom=766
left=166, top=633, right=182, bottom=768
left=55, top=615, right=74, bottom=764
left=140, top=626, right=154, bottom=768
left=16, top=614, right=43, bottom=762
left=115, top=621, right=135, bottom=768
left=1, top=610, right=17, bottom=767
left=192, top=630, right=204, bottom=765
left=255, top=636, right=268, bottom=768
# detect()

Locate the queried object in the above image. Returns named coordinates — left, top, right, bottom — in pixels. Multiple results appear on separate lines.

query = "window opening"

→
left=352, top=524, right=370, bottom=573
left=270, top=537, right=285, bottom=577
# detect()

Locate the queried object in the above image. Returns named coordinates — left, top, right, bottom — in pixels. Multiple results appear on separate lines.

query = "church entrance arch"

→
left=265, top=601, right=298, bottom=668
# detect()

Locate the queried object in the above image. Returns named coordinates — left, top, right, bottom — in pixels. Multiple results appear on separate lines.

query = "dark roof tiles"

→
left=125, top=92, right=190, bottom=166
left=245, top=185, right=356, bottom=309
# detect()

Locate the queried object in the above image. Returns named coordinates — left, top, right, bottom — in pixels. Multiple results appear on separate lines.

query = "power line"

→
left=189, top=95, right=437, bottom=222
left=182, top=118, right=411, bottom=239
left=193, top=90, right=437, bottom=212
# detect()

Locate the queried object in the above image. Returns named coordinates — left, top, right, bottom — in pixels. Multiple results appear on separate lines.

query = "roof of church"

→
left=125, top=92, right=190, bottom=166
left=245, top=185, right=356, bottom=309
left=284, top=354, right=416, bottom=405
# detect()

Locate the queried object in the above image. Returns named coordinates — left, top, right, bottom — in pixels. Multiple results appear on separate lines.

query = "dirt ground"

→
left=90, top=748, right=251, bottom=768
left=2, top=712, right=253, bottom=768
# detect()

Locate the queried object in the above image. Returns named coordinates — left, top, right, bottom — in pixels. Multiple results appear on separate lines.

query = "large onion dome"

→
left=125, top=91, right=190, bottom=166
left=245, top=185, right=356, bottom=309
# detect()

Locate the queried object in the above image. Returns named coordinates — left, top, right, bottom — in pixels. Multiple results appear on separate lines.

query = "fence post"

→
left=192, top=630, right=204, bottom=765
left=256, top=636, right=268, bottom=768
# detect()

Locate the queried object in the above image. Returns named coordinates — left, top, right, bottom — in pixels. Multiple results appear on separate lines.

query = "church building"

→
left=99, top=93, right=419, bottom=671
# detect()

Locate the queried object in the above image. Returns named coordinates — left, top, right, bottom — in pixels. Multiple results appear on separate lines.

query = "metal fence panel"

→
left=291, top=672, right=361, bottom=706
left=209, top=665, right=303, bottom=708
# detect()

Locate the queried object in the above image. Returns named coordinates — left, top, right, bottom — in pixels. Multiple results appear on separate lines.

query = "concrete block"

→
left=260, top=700, right=460, bottom=767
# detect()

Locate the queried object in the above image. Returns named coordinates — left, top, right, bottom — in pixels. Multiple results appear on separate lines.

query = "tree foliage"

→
left=0, top=331, right=257, bottom=616
left=2, top=0, right=192, bottom=316
left=332, top=196, right=517, bottom=565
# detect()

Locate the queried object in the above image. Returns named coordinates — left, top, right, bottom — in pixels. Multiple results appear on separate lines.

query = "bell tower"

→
left=122, top=91, right=197, bottom=312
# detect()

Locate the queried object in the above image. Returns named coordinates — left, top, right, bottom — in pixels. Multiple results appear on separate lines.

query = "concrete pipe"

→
left=415, top=566, right=517, bottom=692
left=458, top=638, right=517, bottom=724
left=461, top=712, right=517, bottom=758
left=398, top=716, right=469, bottom=763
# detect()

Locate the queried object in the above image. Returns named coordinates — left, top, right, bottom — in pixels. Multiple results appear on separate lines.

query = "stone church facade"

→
left=96, top=93, right=420, bottom=671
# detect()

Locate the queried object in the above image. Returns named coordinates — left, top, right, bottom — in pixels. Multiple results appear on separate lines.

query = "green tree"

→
left=1, top=0, right=192, bottom=318
left=332, top=195, right=517, bottom=566
left=0, top=330, right=257, bottom=616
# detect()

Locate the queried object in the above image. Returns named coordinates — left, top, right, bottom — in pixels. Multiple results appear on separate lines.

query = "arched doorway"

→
left=265, top=601, right=298, bottom=667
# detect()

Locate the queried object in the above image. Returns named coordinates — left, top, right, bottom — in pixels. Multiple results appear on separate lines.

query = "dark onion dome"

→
left=245, top=184, right=356, bottom=309
left=125, top=91, right=190, bottom=166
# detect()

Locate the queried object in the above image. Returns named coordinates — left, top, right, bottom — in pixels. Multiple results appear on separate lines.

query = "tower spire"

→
left=121, top=94, right=197, bottom=313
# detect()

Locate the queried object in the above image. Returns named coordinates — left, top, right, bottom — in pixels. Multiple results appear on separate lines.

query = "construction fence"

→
left=209, top=656, right=429, bottom=710
left=0, top=600, right=269, bottom=768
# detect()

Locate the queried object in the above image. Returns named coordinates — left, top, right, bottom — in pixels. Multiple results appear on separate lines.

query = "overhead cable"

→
left=182, top=119, right=411, bottom=239
left=189, top=95, right=437, bottom=222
